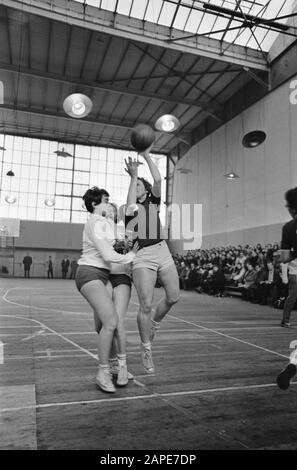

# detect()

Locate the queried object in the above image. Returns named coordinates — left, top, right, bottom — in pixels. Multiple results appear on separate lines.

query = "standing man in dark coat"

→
left=70, top=258, right=78, bottom=279
left=23, top=252, right=33, bottom=278
left=61, top=255, right=70, bottom=279
left=47, top=256, right=54, bottom=279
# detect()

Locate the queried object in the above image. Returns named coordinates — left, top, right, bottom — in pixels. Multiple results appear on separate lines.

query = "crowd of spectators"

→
left=173, top=243, right=289, bottom=308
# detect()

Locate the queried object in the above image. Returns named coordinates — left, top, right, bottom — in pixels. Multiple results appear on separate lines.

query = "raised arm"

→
left=125, top=156, right=139, bottom=207
left=140, top=145, right=162, bottom=197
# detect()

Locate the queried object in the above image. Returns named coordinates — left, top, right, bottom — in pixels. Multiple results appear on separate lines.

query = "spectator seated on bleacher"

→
left=180, top=262, right=198, bottom=291
left=235, top=251, right=246, bottom=267
left=179, top=261, right=189, bottom=290
left=173, top=241, right=289, bottom=304
left=238, top=262, right=257, bottom=301
left=185, top=262, right=198, bottom=290
left=255, top=260, right=281, bottom=306
left=248, top=262, right=268, bottom=303
left=230, top=262, right=246, bottom=286
left=211, top=265, right=226, bottom=297
left=200, top=265, right=214, bottom=294
left=195, top=267, right=208, bottom=293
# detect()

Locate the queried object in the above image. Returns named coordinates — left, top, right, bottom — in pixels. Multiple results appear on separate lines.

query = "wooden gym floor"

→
left=0, top=278, right=297, bottom=450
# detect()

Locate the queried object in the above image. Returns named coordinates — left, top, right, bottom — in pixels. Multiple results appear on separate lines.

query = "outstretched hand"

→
left=124, top=156, right=143, bottom=178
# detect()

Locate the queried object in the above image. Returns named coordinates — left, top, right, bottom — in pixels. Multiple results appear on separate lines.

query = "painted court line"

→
left=2, top=290, right=289, bottom=362
left=1, top=287, right=290, bottom=423
left=0, top=329, right=208, bottom=338
left=0, top=382, right=292, bottom=414
left=0, top=325, right=40, bottom=329
left=1, top=290, right=206, bottom=422
left=22, top=330, right=46, bottom=341
left=0, top=341, right=4, bottom=364
left=167, top=314, right=289, bottom=360
left=2, top=288, right=90, bottom=316
left=213, top=326, right=285, bottom=331
left=6, top=350, right=169, bottom=361
left=0, top=312, right=98, bottom=362
left=3, top=290, right=286, bottom=359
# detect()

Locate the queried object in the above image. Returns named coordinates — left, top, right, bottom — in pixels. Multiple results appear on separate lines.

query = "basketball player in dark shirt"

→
left=279, top=187, right=297, bottom=328
left=125, top=146, right=179, bottom=374
left=276, top=187, right=297, bottom=389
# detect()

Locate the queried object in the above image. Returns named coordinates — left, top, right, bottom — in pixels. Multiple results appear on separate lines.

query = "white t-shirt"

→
left=78, top=214, right=135, bottom=270
left=110, top=222, right=132, bottom=277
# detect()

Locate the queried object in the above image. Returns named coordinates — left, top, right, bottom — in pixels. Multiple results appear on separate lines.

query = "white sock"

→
left=289, top=349, right=297, bottom=365
left=99, top=364, right=109, bottom=371
left=151, top=320, right=161, bottom=329
left=108, top=357, right=118, bottom=365
left=117, top=354, right=127, bottom=367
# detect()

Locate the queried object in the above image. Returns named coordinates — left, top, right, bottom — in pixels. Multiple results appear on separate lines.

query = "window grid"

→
left=0, top=134, right=167, bottom=224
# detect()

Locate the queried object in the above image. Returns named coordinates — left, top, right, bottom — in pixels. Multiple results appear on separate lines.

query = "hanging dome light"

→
left=54, top=147, right=72, bottom=158
left=155, top=114, right=180, bottom=133
left=63, top=93, right=93, bottom=119
left=242, top=131, right=266, bottom=148
left=224, top=172, right=240, bottom=180
left=6, top=170, right=15, bottom=176
left=176, top=168, right=192, bottom=174
left=44, top=197, right=55, bottom=207
left=5, top=194, right=17, bottom=204
left=0, top=146, right=6, bottom=151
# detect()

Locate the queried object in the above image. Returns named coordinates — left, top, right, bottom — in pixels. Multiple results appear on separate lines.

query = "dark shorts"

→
left=75, top=265, right=110, bottom=292
left=109, top=274, right=132, bottom=289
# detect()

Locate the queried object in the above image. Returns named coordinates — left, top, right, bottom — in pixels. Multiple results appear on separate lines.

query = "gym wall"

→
left=170, top=74, right=297, bottom=252
left=6, top=220, right=83, bottom=277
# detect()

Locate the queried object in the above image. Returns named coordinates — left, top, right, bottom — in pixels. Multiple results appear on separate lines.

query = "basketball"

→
left=130, top=124, right=155, bottom=152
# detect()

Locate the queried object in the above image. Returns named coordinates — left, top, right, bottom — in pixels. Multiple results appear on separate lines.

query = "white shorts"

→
left=132, top=241, right=174, bottom=273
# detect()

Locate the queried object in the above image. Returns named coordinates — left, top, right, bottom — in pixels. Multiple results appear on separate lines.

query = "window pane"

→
left=0, top=135, right=167, bottom=224
left=73, top=184, right=88, bottom=197
left=74, top=171, right=89, bottom=185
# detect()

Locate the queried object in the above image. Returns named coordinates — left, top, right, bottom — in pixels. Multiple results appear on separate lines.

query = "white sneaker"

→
left=141, top=344, right=155, bottom=374
left=290, top=348, right=297, bottom=366
left=109, top=361, right=134, bottom=380
left=95, top=368, right=116, bottom=393
left=117, top=364, right=129, bottom=386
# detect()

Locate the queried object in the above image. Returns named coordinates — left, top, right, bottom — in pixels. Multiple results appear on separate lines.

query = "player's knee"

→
left=101, top=315, right=118, bottom=333
left=142, top=302, right=153, bottom=315
left=106, top=321, right=117, bottom=333
left=166, top=293, right=179, bottom=306
left=116, top=319, right=125, bottom=334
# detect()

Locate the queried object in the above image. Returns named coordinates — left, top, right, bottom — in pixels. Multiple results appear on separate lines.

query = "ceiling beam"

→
left=203, top=3, right=289, bottom=32
left=0, top=62, right=209, bottom=109
left=0, top=0, right=269, bottom=71
left=0, top=104, right=135, bottom=130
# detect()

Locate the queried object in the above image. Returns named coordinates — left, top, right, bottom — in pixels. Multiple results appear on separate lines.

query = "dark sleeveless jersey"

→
left=281, top=218, right=297, bottom=258
left=125, top=192, right=163, bottom=250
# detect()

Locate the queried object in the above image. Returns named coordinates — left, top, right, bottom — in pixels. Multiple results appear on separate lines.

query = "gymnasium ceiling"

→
left=0, top=0, right=295, bottom=156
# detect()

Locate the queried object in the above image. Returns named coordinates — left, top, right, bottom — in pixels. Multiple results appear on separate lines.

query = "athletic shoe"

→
left=141, top=344, right=155, bottom=374
left=109, top=362, right=134, bottom=380
left=116, top=364, right=129, bottom=387
left=276, top=363, right=297, bottom=390
left=95, top=368, right=116, bottom=393
left=290, top=348, right=297, bottom=366
left=280, top=321, right=292, bottom=328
